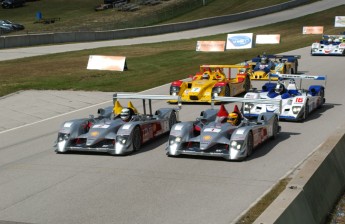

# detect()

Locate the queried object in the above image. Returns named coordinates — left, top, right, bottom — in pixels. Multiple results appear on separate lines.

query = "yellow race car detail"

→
left=245, top=54, right=300, bottom=81
left=169, top=65, right=252, bottom=103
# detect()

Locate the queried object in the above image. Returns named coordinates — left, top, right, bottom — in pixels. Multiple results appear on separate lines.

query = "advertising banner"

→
left=255, top=34, right=281, bottom=44
left=87, top=55, right=127, bottom=71
left=226, top=33, right=253, bottom=49
left=196, top=41, right=225, bottom=52
left=302, top=26, right=324, bottom=34
left=335, top=16, right=345, bottom=27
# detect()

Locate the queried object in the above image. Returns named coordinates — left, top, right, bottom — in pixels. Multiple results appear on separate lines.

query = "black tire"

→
left=246, top=132, right=254, bottom=157
left=168, top=111, right=177, bottom=130
left=318, top=89, right=325, bottom=109
left=132, top=126, right=141, bottom=151
left=272, top=116, right=279, bottom=139
left=303, top=101, right=309, bottom=121
left=244, top=77, right=251, bottom=92
left=225, top=85, right=231, bottom=96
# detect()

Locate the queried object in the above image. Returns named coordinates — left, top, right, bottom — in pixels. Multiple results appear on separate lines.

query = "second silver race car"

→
left=166, top=96, right=281, bottom=161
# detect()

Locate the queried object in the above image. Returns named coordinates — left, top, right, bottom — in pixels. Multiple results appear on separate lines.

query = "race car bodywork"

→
left=243, top=74, right=326, bottom=121
left=311, top=35, right=345, bottom=56
left=169, top=65, right=251, bottom=103
left=54, top=94, right=181, bottom=155
left=166, top=97, right=281, bottom=161
left=246, top=54, right=300, bottom=80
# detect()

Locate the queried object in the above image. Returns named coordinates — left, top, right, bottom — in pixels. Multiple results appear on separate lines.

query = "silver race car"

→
left=166, top=96, right=281, bottom=161
left=55, top=94, right=181, bottom=155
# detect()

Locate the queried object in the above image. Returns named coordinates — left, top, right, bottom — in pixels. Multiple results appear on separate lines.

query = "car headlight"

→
left=169, top=136, right=181, bottom=145
left=58, top=133, right=70, bottom=142
left=212, top=86, right=223, bottom=94
left=170, top=86, right=180, bottom=95
left=230, top=140, right=242, bottom=150
left=292, top=106, right=301, bottom=114
left=244, top=103, right=254, bottom=111
left=116, top=136, right=128, bottom=145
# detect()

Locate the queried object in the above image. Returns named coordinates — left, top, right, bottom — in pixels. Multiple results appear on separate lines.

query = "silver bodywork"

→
left=54, top=94, right=181, bottom=155
left=243, top=74, right=326, bottom=121
left=166, top=97, right=281, bottom=161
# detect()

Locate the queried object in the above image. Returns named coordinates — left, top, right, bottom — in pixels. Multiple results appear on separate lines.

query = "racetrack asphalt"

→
left=0, top=1, right=344, bottom=224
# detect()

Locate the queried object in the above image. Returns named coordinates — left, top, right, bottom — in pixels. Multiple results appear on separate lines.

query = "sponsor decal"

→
left=191, top=87, right=201, bottom=93
left=204, top=128, right=221, bottom=133
left=90, top=131, right=99, bottom=137
left=122, top=124, right=131, bottom=130
left=203, top=135, right=212, bottom=141
left=226, top=33, right=253, bottom=49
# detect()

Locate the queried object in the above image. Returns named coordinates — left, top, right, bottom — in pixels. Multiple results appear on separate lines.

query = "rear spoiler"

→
left=113, top=93, right=181, bottom=116
left=270, top=73, right=326, bottom=81
left=266, top=54, right=301, bottom=59
left=200, top=64, right=250, bottom=69
left=213, top=96, right=282, bottom=114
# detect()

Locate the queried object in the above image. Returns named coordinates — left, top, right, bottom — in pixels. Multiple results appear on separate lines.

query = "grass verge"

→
left=0, top=5, right=344, bottom=97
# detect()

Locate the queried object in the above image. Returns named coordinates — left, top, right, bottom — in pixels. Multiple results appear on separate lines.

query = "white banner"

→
left=226, top=33, right=253, bottom=49
left=335, top=16, right=345, bottom=27
left=87, top=55, right=127, bottom=71
left=255, top=34, right=280, bottom=44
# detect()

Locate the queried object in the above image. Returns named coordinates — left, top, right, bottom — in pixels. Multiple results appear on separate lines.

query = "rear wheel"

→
left=272, top=116, right=279, bottom=139
left=244, top=77, right=251, bottom=92
left=246, top=132, right=254, bottom=157
left=168, top=112, right=177, bottom=129
left=225, top=85, right=231, bottom=96
left=132, top=126, right=141, bottom=151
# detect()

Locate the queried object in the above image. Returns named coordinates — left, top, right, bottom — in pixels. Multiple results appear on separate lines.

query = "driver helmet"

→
left=202, top=72, right=210, bottom=80
left=227, top=113, right=239, bottom=126
left=261, top=56, right=268, bottom=64
left=275, top=83, right=284, bottom=94
left=328, top=38, right=333, bottom=43
left=120, top=108, right=131, bottom=122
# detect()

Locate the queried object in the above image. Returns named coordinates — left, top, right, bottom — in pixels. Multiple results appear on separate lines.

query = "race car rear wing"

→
left=199, top=64, right=251, bottom=79
left=213, top=96, right=282, bottom=115
left=270, top=73, right=326, bottom=81
left=113, top=93, right=181, bottom=116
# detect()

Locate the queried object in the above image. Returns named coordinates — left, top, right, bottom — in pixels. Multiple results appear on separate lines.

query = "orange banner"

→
left=196, top=41, right=225, bottom=52
left=87, top=55, right=127, bottom=71
left=302, top=26, right=324, bottom=34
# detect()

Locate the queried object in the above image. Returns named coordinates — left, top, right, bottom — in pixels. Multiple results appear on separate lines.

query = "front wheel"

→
left=272, top=116, right=279, bottom=139
left=132, top=126, right=141, bottom=151
left=168, top=111, right=177, bottom=129
left=246, top=132, right=254, bottom=158
left=244, top=77, right=251, bottom=92
left=303, top=102, right=309, bottom=121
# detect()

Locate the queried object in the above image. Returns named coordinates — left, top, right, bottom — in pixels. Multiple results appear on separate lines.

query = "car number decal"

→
left=122, top=124, right=131, bottom=129
left=64, top=122, right=72, bottom=128
left=295, top=97, right=304, bottom=103
left=204, top=128, right=221, bottom=133
left=236, top=129, right=245, bottom=135
left=191, top=87, right=201, bottom=93
left=93, top=124, right=110, bottom=128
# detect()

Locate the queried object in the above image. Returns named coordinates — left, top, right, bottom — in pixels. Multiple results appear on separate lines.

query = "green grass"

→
left=0, top=4, right=344, bottom=97
left=0, top=0, right=291, bottom=33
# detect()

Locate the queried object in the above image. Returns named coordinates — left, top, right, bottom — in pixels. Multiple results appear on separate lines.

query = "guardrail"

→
left=0, top=0, right=308, bottom=49
left=254, top=125, right=345, bottom=223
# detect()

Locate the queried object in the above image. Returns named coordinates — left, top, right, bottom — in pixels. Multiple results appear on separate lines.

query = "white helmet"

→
left=120, top=108, right=131, bottom=121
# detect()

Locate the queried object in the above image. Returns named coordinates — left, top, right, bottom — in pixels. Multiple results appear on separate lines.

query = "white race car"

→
left=311, top=35, right=345, bottom=56
left=243, top=74, right=326, bottom=121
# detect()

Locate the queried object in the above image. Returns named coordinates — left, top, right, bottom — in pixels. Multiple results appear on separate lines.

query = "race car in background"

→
left=311, top=34, right=345, bottom=56
left=166, top=96, right=281, bottom=161
left=54, top=94, right=181, bottom=155
left=245, top=54, right=300, bottom=80
left=169, top=64, right=252, bottom=103
left=243, top=73, right=326, bottom=121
